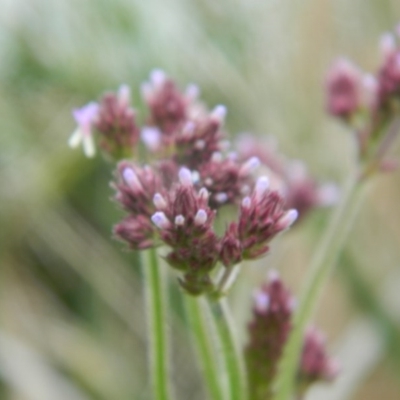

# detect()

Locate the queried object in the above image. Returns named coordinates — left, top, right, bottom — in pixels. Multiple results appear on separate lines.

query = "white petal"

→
left=68, top=129, right=82, bottom=148
left=83, top=135, right=96, bottom=158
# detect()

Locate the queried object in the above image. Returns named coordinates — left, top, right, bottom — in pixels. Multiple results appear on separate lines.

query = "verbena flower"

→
left=299, top=326, right=340, bottom=385
left=326, top=24, right=400, bottom=174
left=245, top=273, right=338, bottom=400
left=94, top=85, right=139, bottom=159
left=69, top=102, right=99, bottom=157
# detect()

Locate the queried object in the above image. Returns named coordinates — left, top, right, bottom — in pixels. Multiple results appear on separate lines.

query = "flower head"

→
left=299, top=326, right=340, bottom=384
left=238, top=176, right=298, bottom=259
left=94, top=85, right=139, bottom=159
left=325, top=58, right=363, bottom=119
left=69, top=102, right=99, bottom=157
left=245, top=272, right=295, bottom=399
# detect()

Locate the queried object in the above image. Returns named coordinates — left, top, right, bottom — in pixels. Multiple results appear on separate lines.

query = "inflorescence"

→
left=69, top=70, right=337, bottom=295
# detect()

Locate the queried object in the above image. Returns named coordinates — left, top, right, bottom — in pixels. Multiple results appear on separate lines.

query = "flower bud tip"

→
left=255, top=176, right=270, bottom=198
left=179, top=167, right=193, bottom=186
left=175, top=215, right=185, bottom=226
left=211, top=105, right=227, bottom=122
left=151, top=212, right=170, bottom=229
left=194, top=209, right=207, bottom=225
left=153, top=193, right=167, bottom=209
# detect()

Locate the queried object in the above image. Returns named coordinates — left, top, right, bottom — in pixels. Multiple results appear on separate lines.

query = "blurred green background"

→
left=1, top=0, right=400, bottom=399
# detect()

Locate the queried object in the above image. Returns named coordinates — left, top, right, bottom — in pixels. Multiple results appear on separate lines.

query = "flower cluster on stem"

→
left=245, top=272, right=338, bottom=400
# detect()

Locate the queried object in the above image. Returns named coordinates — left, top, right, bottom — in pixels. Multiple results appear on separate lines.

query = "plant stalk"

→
left=208, top=297, right=248, bottom=400
left=272, top=172, right=368, bottom=400
left=143, top=248, right=171, bottom=400
left=185, top=296, right=226, bottom=400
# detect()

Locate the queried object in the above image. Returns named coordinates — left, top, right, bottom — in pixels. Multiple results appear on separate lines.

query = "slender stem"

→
left=142, top=248, right=171, bottom=400
left=185, top=296, right=226, bottom=400
left=208, top=297, right=248, bottom=400
left=272, top=172, right=367, bottom=400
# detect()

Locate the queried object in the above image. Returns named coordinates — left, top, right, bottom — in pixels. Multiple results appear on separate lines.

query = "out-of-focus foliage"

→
left=1, top=0, right=400, bottom=399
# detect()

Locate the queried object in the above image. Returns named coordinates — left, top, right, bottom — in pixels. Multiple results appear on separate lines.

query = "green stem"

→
left=142, top=248, right=171, bottom=400
left=185, top=296, right=226, bottom=400
left=208, top=297, right=248, bottom=400
left=272, top=172, right=367, bottom=400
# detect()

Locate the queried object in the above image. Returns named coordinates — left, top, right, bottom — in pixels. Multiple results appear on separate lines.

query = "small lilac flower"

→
left=142, top=69, right=189, bottom=136
left=69, top=102, right=99, bottom=157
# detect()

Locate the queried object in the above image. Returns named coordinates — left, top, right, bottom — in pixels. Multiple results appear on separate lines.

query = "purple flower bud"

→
left=194, top=209, right=207, bottom=225
left=299, top=326, right=340, bottom=384
left=326, top=58, right=362, bottom=119
left=239, top=156, right=260, bottom=176
left=255, top=176, right=270, bottom=199
left=210, top=105, right=227, bottom=123
left=174, top=215, right=185, bottom=226
left=123, top=168, right=143, bottom=192
left=179, top=167, right=193, bottom=186
left=151, top=212, right=171, bottom=229
left=277, top=209, right=298, bottom=230
left=153, top=193, right=167, bottom=210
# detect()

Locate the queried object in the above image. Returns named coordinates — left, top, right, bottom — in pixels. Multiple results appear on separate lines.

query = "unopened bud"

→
left=118, top=84, right=131, bottom=108
left=179, top=167, right=193, bottom=186
left=215, top=192, right=228, bottom=204
left=254, top=291, right=270, bottom=313
left=150, top=69, right=167, bottom=87
left=199, top=187, right=209, bottom=200
left=255, top=176, right=270, bottom=199
left=210, top=105, right=227, bottom=123
left=194, top=209, right=208, bottom=225
left=240, top=156, right=260, bottom=176
left=153, top=193, right=167, bottom=210
left=151, top=212, right=170, bottom=229
left=175, top=215, right=185, bottom=226
left=123, top=168, right=143, bottom=191
left=242, top=196, right=251, bottom=208
left=141, top=127, right=161, bottom=151
left=278, top=209, right=298, bottom=229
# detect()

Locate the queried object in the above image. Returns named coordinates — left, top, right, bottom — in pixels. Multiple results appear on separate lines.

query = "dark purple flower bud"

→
left=94, top=85, right=139, bottom=159
left=245, top=272, right=295, bottom=400
left=238, top=177, right=298, bottom=259
left=219, top=222, right=242, bottom=267
left=142, top=69, right=189, bottom=136
left=326, top=58, right=363, bottom=119
left=198, top=154, right=258, bottom=208
left=377, top=33, right=400, bottom=106
left=113, top=215, right=155, bottom=249
left=299, top=326, right=340, bottom=385
left=113, top=161, right=163, bottom=218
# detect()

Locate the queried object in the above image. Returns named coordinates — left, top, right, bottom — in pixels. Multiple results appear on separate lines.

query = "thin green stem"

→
left=185, top=296, right=226, bottom=400
left=142, top=248, right=171, bottom=400
left=208, top=297, right=248, bottom=400
left=272, top=172, right=368, bottom=400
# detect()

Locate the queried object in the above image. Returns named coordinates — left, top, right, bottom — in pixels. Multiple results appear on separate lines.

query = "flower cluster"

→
left=245, top=272, right=338, bottom=400
left=69, top=85, right=139, bottom=159
left=68, top=70, right=342, bottom=295
left=326, top=24, right=400, bottom=174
